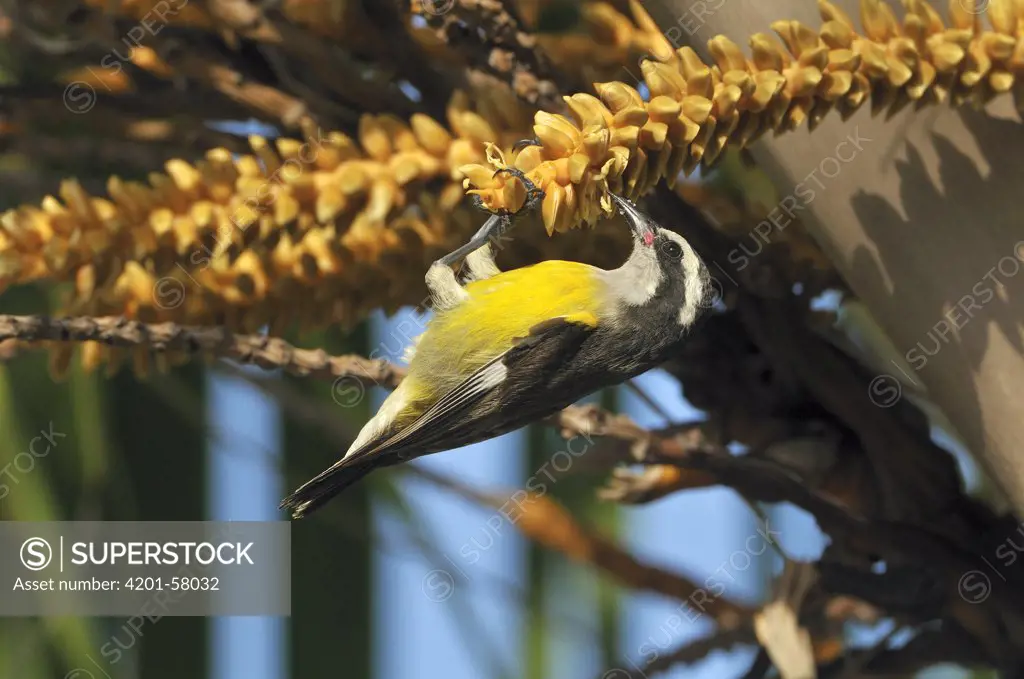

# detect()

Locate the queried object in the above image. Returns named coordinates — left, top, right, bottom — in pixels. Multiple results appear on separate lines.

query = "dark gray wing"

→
left=280, top=317, right=594, bottom=517
left=359, top=316, right=595, bottom=460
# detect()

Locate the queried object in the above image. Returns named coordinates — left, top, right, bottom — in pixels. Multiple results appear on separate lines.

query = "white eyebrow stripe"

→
left=675, top=235, right=706, bottom=326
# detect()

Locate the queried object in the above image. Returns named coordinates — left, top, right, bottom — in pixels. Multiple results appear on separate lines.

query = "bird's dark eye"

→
left=661, top=239, right=683, bottom=260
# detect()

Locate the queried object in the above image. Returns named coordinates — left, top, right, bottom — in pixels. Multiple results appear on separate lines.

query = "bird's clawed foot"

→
left=491, top=166, right=545, bottom=215
left=427, top=161, right=544, bottom=309
left=512, top=137, right=542, bottom=153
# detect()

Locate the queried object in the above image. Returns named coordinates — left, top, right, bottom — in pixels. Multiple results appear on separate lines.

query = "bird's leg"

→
left=426, top=213, right=507, bottom=311
left=463, top=239, right=502, bottom=282
left=426, top=169, right=543, bottom=310
left=462, top=197, right=498, bottom=282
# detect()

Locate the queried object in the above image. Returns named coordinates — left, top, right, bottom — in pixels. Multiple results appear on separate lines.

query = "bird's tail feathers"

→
left=282, top=380, right=421, bottom=518
left=280, top=455, right=379, bottom=519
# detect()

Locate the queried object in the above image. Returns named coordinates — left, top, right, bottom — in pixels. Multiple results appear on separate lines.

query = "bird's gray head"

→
left=603, top=193, right=712, bottom=329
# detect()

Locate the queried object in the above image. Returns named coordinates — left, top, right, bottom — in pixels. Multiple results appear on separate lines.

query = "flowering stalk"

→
left=461, top=0, right=1024, bottom=233
left=0, top=0, right=1018, bottom=341
left=0, top=94, right=528, bottom=332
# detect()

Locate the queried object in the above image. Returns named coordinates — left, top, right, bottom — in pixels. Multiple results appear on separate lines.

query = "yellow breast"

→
left=405, top=260, right=604, bottom=398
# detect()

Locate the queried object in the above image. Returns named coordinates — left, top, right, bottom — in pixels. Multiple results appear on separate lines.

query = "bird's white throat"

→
left=601, top=240, right=663, bottom=307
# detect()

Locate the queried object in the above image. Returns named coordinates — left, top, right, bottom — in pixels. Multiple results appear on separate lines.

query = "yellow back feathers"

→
left=407, top=260, right=603, bottom=398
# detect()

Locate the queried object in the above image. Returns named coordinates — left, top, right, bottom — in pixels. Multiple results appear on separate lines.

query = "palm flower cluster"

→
left=0, top=1, right=667, bottom=343
left=0, top=93, right=531, bottom=333
left=463, top=0, right=1024, bottom=231
left=0, top=0, right=1018, bottom=348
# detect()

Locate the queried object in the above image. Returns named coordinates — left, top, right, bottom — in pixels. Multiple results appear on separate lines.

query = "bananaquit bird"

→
left=281, top=186, right=712, bottom=518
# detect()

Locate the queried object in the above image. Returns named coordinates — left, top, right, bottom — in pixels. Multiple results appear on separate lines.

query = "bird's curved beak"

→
left=609, top=193, right=655, bottom=246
